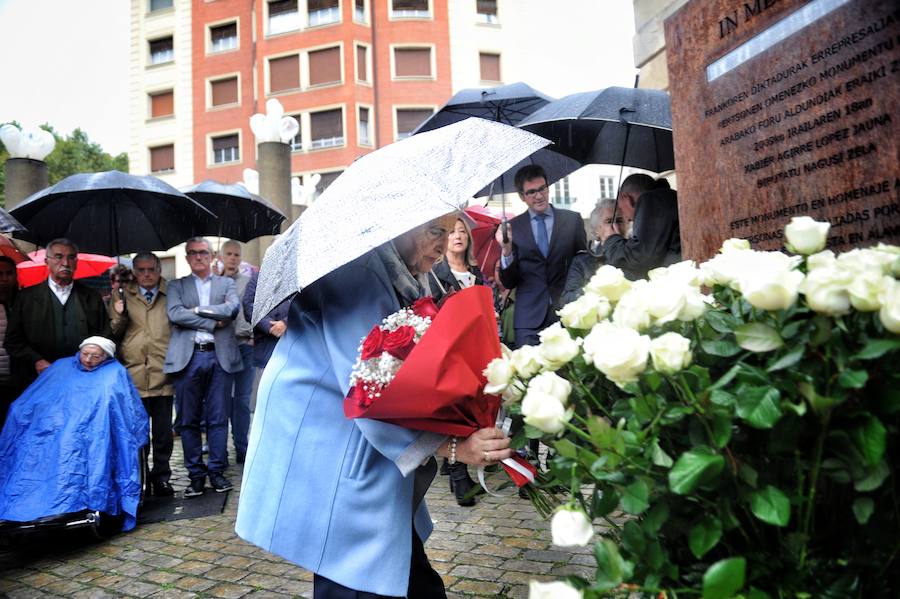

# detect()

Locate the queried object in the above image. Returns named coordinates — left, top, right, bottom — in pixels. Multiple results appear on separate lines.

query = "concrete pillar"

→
left=4, top=158, right=48, bottom=210
left=255, top=141, right=292, bottom=263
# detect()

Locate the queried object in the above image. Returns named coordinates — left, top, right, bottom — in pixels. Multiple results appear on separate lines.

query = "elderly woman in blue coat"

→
left=236, top=214, right=513, bottom=599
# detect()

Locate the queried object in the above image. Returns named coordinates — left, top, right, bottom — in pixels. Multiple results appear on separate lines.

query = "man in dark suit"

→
left=497, top=165, right=587, bottom=348
left=5, top=238, right=110, bottom=385
left=164, top=237, right=242, bottom=498
left=599, top=174, right=681, bottom=280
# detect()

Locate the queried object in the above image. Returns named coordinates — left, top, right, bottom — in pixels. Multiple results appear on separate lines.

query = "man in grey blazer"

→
left=164, top=237, right=243, bottom=497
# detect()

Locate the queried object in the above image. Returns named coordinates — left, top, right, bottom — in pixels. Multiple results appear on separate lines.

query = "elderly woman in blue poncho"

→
left=0, top=336, right=148, bottom=532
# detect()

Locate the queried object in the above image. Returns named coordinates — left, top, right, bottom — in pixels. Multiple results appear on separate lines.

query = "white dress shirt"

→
left=191, top=274, right=215, bottom=344
left=48, top=278, right=73, bottom=305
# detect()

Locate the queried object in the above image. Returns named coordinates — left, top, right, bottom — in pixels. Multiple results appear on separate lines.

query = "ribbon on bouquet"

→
left=477, top=410, right=537, bottom=496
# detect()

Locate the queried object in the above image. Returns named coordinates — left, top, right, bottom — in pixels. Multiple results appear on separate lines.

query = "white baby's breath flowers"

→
left=537, top=323, right=581, bottom=370
left=650, top=332, right=693, bottom=374
left=550, top=506, right=594, bottom=547
left=582, top=321, right=650, bottom=386
left=785, top=216, right=830, bottom=255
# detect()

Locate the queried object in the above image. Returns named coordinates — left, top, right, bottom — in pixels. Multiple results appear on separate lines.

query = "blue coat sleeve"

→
left=314, top=261, right=445, bottom=476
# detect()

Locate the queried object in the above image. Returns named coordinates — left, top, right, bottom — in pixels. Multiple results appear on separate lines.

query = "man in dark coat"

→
left=600, top=174, right=681, bottom=280
left=497, top=165, right=587, bottom=348
left=5, top=238, right=110, bottom=385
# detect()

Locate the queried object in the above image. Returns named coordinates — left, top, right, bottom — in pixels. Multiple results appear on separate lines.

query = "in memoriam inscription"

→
left=665, top=0, right=900, bottom=261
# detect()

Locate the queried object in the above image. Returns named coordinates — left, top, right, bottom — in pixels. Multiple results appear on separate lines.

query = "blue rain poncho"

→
left=0, top=355, right=148, bottom=531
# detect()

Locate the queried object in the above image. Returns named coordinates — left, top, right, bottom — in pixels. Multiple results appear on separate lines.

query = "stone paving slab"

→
left=1, top=440, right=596, bottom=598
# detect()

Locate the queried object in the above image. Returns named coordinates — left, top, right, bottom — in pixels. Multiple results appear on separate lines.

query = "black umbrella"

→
left=0, top=208, right=26, bottom=235
left=182, top=180, right=287, bottom=242
left=517, top=87, right=675, bottom=173
left=10, top=170, right=214, bottom=256
left=413, top=82, right=582, bottom=196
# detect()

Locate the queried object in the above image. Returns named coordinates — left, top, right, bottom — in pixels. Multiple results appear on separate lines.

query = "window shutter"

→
left=150, top=145, right=175, bottom=172
left=356, top=45, right=368, bottom=82
left=211, top=77, right=239, bottom=106
left=150, top=91, right=174, bottom=117
left=310, top=109, right=343, bottom=139
left=269, top=54, right=300, bottom=92
left=394, top=47, right=431, bottom=77
left=308, top=46, right=341, bottom=86
left=396, top=108, right=433, bottom=136
left=479, top=53, right=500, bottom=81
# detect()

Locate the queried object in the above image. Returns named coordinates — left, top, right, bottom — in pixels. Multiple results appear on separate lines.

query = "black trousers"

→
left=313, top=531, right=446, bottom=599
left=143, top=395, right=174, bottom=484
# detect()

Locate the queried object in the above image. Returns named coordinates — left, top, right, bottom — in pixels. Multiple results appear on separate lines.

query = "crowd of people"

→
left=0, top=163, right=678, bottom=599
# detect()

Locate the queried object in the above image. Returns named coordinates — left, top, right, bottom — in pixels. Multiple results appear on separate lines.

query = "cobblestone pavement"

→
left=0, top=440, right=594, bottom=598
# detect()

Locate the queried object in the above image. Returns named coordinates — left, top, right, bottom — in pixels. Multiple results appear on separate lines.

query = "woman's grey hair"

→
left=589, top=198, right=618, bottom=229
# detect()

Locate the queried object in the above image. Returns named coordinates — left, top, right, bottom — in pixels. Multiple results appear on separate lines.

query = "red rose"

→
left=348, top=383, right=371, bottom=407
left=383, top=325, right=417, bottom=360
left=360, top=325, right=385, bottom=360
left=411, top=297, right=439, bottom=319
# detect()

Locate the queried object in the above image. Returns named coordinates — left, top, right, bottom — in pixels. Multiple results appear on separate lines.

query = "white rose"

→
left=807, top=250, right=836, bottom=271
left=527, top=371, right=572, bottom=405
left=558, top=291, right=610, bottom=330
left=739, top=268, right=805, bottom=311
left=529, top=580, right=583, bottom=599
left=785, top=216, right=830, bottom=255
left=649, top=260, right=703, bottom=287
left=650, top=332, right=693, bottom=374
left=502, top=380, right=525, bottom=404
left=847, top=270, right=889, bottom=312
left=521, top=390, right=570, bottom=434
left=483, top=357, right=514, bottom=395
left=800, top=265, right=852, bottom=316
left=585, top=264, right=631, bottom=302
left=871, top=243, right=900, bottom=276
left=550, top=506, right=594, bottom=547
left=878, top=278, right=900, bottom=334
left=645, top=279, right=687, bottom=325
left=612, top=281, right=653, bottom=331
left=510, top=345, right=542, bottom=379
left=678, top=288, right=710, bottom=321
left=582, top=321, right=650, bottom=385
left=537, top=323, right=581, bottom=370
left=838, top=247, right=898, bottom=277
left=720, top=238, right=751, bottom=253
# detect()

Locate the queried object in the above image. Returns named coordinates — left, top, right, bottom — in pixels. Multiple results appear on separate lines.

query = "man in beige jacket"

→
left=111, top=252, right=175, bottom=496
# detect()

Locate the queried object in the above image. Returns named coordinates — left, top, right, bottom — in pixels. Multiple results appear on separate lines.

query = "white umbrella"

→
left=252, top=119, right=549, bottom=323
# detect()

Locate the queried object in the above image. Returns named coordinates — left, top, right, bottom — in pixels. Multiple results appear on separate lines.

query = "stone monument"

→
left=665, top=0, right=899, bottom=260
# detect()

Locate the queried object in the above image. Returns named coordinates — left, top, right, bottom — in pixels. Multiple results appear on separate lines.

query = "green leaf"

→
left=851, top=415, right=887, bottom=466
left=710, top=363, right=742, bottom=390
left=701, top=339, right=742, bottom=357
left=621, top=520, right=646, bottom=555
left=702, top=557, right=746, bottom=599
left=710, top=413, right=733, bottom=448
left=645, top=370, right=662, bottom=391
left=767, top=345, right=805, bottom=372
left=855, top=459, right=889, bottom=492
left=798, top=381, right=836, bottom=413
left=642, top=501, right=670, bottom=534
left=738, top=463, right=758, bottom=488
left=621, top=479, right=650, bottom=515
left=854, top=338, right=900, bottom=360
left=710, top=389, right=736, bottom=407
left=651, top=441, right=674, bottom=468
left=592, top=484, right=619, bottom=517
left=553, top=438, right=579, bottom=459
left=735, top=322, right=784, bottom=353
left=594, top=539, right=626, bottom=590
left=736, top=387, right=782, bottom=429
left=669, top=447, right=725, bottom=495
left=838, top=369, right=869, bottom=389
left=750, top=485, right=791, bottom=527
left=852, top=497, right=874, bottom=524
left=689, top=515, right=722, bottom=558
left=705, top=310, right=741, bottom=334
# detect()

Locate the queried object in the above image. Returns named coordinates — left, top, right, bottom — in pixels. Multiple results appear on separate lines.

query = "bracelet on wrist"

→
left=448, top=436, right=458, bottom=465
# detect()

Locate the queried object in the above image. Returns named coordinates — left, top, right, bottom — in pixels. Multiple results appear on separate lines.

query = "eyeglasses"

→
left=134, top=267, right=159, bottom=274
left=186, top=249, right=210, bottom=257
left=79, top=350, right=106, bottom=362
left=522, top=184, right=549, bottom=198
left=47, top=253, right=78, bottom=263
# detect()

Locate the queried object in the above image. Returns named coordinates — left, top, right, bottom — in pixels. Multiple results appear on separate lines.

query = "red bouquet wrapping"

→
left=343, top=286, right=535, bottom=487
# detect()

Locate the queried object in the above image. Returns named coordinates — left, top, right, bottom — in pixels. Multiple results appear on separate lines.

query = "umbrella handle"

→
left=500, top=219, right=509, bottom=244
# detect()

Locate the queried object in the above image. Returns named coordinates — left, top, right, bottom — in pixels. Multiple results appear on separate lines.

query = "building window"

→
left=149, top=144, right=174, bottom=173
left=315, top=170, right=343, bottom=197
left=354, top=0, right=366, bottom=22
left=268, top=0, right=300, bottom=34
left=479, top=52, right=500, bottom=82
left=212, top=134, right=240, bottom=164
left=308, top=46, right=342, bottom=86
left=391, top=0, right=430, bottom=18
left=552, top=176, right=572, bottom=206
left=476, top=0, right=498, bottom=23
left=310, top=108, right=344, bottom=149
left=358, top=106, right=371, bottom=146
left=149, top=90, right=174, bottom=119
left=599, top=176, right=616, bottom=199
left=210, top=76, right=239, bottom=107
left=269, top=54, right=300, bottom=93
left=149, top=37, right=174, bottom=65
left=356, top=44, right=369, bottom=82
left=393, top=47, right=432, bottom=78
left=289, top=115, right=303, bottom=151
left=395, top=107, right=433, bottom=139
left=210, top=22, right=238, bottom=53
left=149, top=0, right=173, bottom=12
left=308, top=0, right=340, bottom=26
